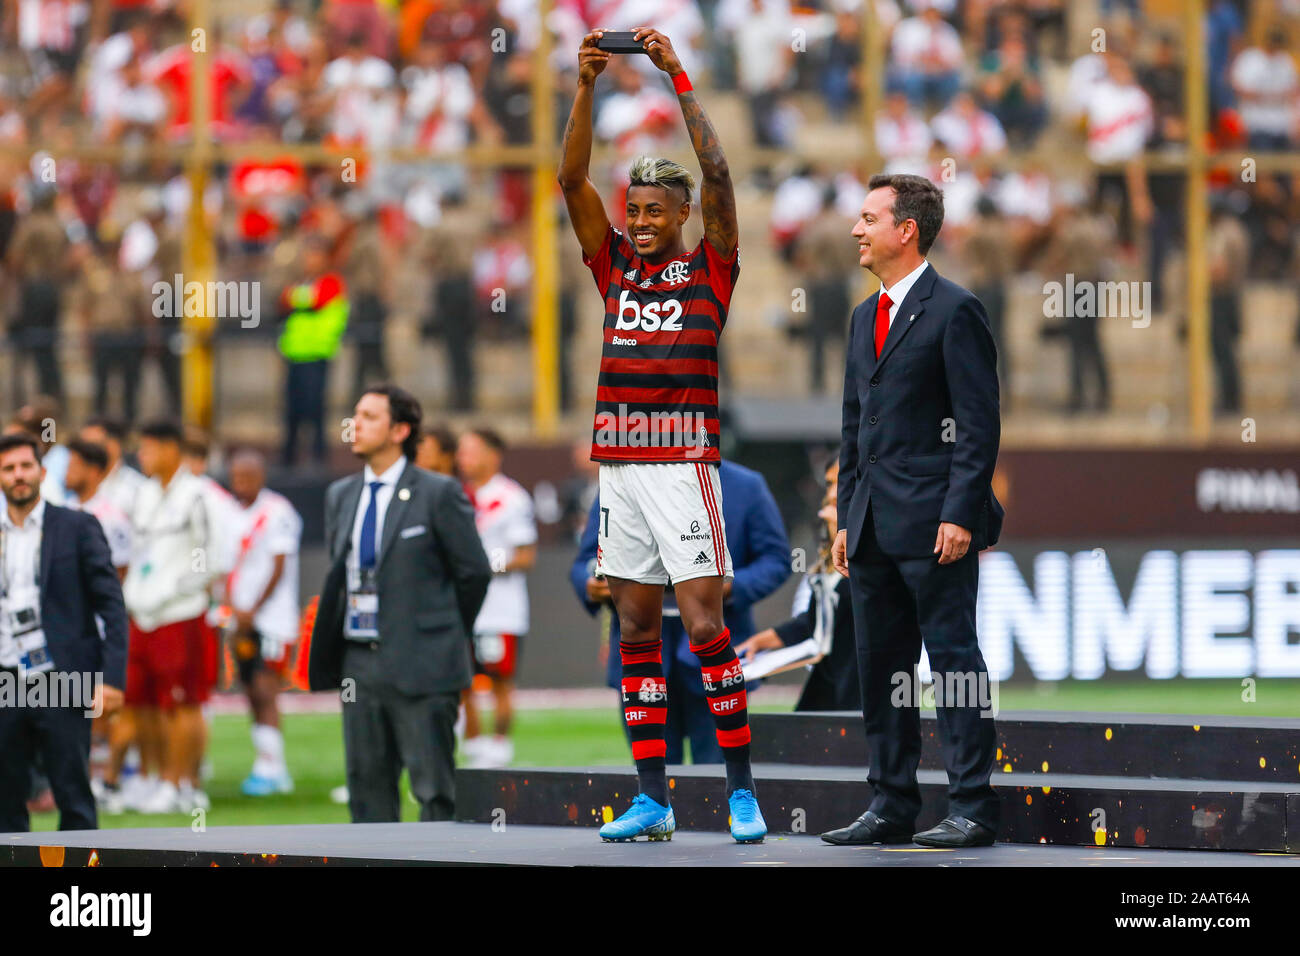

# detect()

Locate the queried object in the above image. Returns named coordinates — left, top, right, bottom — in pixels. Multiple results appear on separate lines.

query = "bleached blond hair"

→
left=628, top=155, right=695, bottom=204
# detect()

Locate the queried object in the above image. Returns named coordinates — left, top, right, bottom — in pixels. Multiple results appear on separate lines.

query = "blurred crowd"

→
left=764, top=0, right=1300, bottom=413
left=3, top=1, right=1297, bottom=154
left=0, top=0, right=1297, bottom=430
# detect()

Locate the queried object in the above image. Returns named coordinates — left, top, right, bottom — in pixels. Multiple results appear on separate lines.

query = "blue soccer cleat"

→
left=729, top=788, right=767, bottom=843
left=240, top=772, right=294, bottom=797
left=600, top=793, right=676, bottom=842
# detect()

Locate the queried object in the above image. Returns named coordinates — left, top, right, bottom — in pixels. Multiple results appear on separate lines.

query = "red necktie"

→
left=874, top=290, right=892, bottom=359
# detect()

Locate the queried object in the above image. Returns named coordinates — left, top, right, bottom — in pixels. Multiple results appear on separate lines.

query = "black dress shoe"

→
left=912, top=815, right=996, bottom=848
left=821, top=810, right=914, bottom=846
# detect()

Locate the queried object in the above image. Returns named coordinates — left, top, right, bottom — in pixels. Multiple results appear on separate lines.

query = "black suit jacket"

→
left=308, top=460, right=492, bottom=694
left=35, top=503, right=129, bottom=689
left=838, top=263, right=1005, bottom=559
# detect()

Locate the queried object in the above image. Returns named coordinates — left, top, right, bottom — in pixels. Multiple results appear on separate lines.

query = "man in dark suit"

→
left=310, top=384, right=491, bottom=823
left=0, top=433, right=128, bottom=832
left=822, top=173, right=1005, bottom=849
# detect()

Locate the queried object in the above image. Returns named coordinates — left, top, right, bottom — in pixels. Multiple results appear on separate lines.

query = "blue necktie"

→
left=359, top=480, right=383, bottom=569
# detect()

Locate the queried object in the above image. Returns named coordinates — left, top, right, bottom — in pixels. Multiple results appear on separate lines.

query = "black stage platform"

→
left=457, top=763, right=1300, bottom=852
left=3, top=710, right=1295, bottom=866
left=458, top=711, right=1300, bottom=854
left=3, top=822, right=1298, bottom=867
left=749, top=710, right=1300, bottom=780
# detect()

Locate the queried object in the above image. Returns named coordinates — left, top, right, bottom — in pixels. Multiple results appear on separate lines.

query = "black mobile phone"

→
left=595, top=31, right=647, bottom=55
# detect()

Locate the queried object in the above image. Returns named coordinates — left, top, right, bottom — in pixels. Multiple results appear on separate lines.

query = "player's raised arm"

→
left=558, top=31, right=614, bottom=259
left=634, top=27, right=737, bottom=260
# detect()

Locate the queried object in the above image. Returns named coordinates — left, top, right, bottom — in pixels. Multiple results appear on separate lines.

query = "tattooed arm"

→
left=557, top=31, right=613, bottom=259
left=634, top=27, right=738, bottom=259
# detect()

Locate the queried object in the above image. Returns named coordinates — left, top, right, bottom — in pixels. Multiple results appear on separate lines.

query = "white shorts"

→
left=596, top=462, right=734, bottom=586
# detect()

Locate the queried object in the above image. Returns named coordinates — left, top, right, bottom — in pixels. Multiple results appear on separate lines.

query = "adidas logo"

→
left=624, top=269, right=637, bottom=282
left=693, top=551, right=711, bottom=565
left=639, top=277, right=653, bottom=288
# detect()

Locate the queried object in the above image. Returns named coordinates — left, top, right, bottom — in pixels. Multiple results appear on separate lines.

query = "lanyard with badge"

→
left=347, top=565, right=380, bottom=638
left=1, top=523, right=52, bottom=678
left=346, top=487, right=382, bottom=639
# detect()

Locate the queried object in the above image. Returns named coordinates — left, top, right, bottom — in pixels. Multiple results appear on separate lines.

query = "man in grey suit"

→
left=311, top=384, right=491, bottom=822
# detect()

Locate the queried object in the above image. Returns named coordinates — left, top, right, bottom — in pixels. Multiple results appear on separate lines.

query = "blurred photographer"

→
left=736, top=456, right=859, bottom=711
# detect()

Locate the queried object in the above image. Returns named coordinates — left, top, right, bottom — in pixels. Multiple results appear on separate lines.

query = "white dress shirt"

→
left=879, top=259, right=931, bottom=329
left=349, top=455, right=407, bottom=573
left=345, top=455, right=407, bottom=639
left=0, top=499, right=46, bottom=669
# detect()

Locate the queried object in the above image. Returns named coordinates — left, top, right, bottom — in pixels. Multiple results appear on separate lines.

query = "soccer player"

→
left=225, top=449, right=302, bottom=795
left=182, top=427, right=238, bottom=809
left=415, top=424, right=458, bottom=476
left=456, top=428, right=537, bottom=769
left=120, top=421, right=222, bottom=814
left=64, top=440, right=132, bottom=580
left=79, top=416, right=146, bottom=518
left=64, top=439, right=132, bottom=812
left=558, top=27, right=764, bottom=843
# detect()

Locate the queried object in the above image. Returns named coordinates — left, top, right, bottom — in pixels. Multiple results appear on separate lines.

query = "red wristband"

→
left=672, top=71, right=692, bottom=95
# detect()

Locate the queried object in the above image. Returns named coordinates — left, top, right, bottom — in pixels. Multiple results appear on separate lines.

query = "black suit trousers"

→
left=847, top=503, right=999, bottom=832
left=0, top=690, right=95, bottom=833
left=341, top=643, right=459, bottom=823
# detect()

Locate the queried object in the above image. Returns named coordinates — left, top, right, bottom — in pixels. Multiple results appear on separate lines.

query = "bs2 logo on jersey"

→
left=616, top=289, right=684, bottom=332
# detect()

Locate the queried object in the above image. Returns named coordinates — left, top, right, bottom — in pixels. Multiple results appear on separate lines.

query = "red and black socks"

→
left=620, top=639, right=670, bottom=807
left=692, top=627, right=756, bottom=795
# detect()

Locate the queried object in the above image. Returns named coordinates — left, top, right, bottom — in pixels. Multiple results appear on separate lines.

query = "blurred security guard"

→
left=310, top=385, right=491, bottom=822
left=278, top=237, right=348, bottom=466
left=0, top=433, right=127, bottom=832
left=5, top=188, right=68, bottom=408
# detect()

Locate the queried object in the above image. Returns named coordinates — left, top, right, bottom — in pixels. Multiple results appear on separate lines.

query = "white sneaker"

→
left=93, top=780, right=126, bottom=815
left=497, top=735, right=515, bottom=767
left=137, top=780, right=183, bottom=814
left=482, top=736, right=513, bottom=768
left=460, top=736, right=487, bottom=768
left=330, top=785, right=349, bottom=805
left=121, top=774, right=158, bottom=812
left=178, top=782, right=210, bottom=813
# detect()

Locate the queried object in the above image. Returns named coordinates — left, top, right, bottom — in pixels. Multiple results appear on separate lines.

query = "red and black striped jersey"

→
left=582, top=224, right=740, bottom=464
